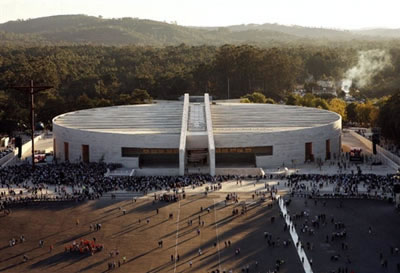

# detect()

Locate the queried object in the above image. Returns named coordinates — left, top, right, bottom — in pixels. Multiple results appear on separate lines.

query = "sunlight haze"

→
left=1, top=0, right=400, bottom=29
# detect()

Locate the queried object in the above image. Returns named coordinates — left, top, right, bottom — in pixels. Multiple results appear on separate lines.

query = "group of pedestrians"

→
left=286, top=173, right=399, bottom=199
left=0, top=162, right=245, bottom=210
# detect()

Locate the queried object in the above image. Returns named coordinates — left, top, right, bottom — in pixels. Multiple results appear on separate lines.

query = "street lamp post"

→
left=9, top=80, right=53, bottom=169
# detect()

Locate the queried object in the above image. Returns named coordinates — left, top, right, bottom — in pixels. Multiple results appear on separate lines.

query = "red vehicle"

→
left=349, top=147, right=363, bottom=162
left=34, top=154, right=46, bottom=163
left=65, top=239, right=103, bottom=254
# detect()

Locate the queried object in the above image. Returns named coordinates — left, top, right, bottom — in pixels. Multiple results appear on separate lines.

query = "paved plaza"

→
left=1, top=189, right=304, bottom=273
left=1, top=171, right=399, bottom=273
left=288, top=196, right=400, bottom=273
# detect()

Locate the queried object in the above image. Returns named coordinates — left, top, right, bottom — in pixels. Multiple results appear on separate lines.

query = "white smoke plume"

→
left=342, top=49, right=391, bottom=94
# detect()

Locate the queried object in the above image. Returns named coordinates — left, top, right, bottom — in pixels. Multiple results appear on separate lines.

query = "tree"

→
left=265, top=98, right=275, bottom=104
left=304, top=82, right=318, bottom=93
left=312, top=97, right=330, bottom=110
left=117, top=94, right=132, bottom=105
left=240, top=92, right=267, bottom=103
left=329, top=98, right=347, bottom=120
left=369, top=107, right=379, bottom=127
left=0, top=43, right=399, bottom=131
left=261, top=48, right=301, bottom=100
left=285, top=94, right=299, bottom=105
left=0, top=120, right=20, bottom=136
left=131, top=89, right=152, bottom=104
left=214, top=45, right=239, bottom=98
left=378, top=90, right=400, bottom=143
left=356, top=101, right=378, bottom=126
left=305, top=50, right=349, bottom=81
left=76, top=93, right=94, bottom=110
left=300, top=93, right=316, bottom=107
left=346, top=103, right=358, bottom=123
left=0, top=91, right=8, bottom=120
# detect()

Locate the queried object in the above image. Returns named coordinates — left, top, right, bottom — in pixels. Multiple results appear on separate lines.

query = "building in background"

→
left=52, top=94, right=341, bottom=176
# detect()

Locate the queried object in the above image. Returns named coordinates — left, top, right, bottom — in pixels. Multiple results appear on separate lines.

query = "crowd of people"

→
left=1, top=160, right=399, bottom=211
left=286, top=173, right=399, bottom=199
left=0, top=147, right=14, bottom=160
left=0, top=162, right=241, bottom=210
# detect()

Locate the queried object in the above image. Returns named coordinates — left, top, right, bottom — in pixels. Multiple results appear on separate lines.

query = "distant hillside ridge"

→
left=0, top=15, right=399, bottom=46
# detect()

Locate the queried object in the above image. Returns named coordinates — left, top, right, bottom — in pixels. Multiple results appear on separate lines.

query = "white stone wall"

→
left=186, top=133, right=208, bottom=149
left=1, top=137, right=9, bottom=147
left=215, top=119, right=341, bottom=168
left=204, top=93, right=215, bottom=176
left=53, top=123, right=180, bottom=168
left=135, top=168, right=180, bottom=176
left=21, top=133, right=45, bottom=156
left=179, top=94, right=189, bottom=175
left=53, top=107, right=341, bottom=171
left=216, top=168, right=264, bottom=176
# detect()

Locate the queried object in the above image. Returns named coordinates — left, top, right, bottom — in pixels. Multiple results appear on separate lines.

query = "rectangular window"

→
left=253, top=146, right=273, bottom=156
left=121, top=147, right=140, bottom=157
left=64, top=142, right=69, bottom=161
left=121, top=147, right=178, bottom=157
left=216, top=146, right=273, bottom=156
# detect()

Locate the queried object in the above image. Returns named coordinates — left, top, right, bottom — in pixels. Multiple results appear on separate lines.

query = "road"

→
left=342, top=129, right=373, bottom=155
left=21, top=133, right=53, bottom=160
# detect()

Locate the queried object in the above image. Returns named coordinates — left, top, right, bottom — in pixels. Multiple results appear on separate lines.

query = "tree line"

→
left=241, top=90, right=400, bottom=144
left=1, top=15, right=394, bottom=47
left=0, top=44, right=400, bottom=143
left=241, top=91, right=381, bottom=125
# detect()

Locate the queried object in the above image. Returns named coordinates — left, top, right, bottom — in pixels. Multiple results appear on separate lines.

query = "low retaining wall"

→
left=135, top=168, right=180, bottom=176
left=215, top=168, right=265, bottom=176
left=134, top=167, right=265, bottom=176
left=21, top=134, right=45, bottom=156
left=377, top=145, right=400, bottom=166
left=0, top=152, right=15, bottom=166
left=1, top=133, right=45, bottom=168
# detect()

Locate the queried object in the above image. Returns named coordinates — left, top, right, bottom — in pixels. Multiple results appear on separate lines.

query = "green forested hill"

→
left=2, top=14, right=396, bottom=46
left=0, top=15, right=297, bottom=46
left=352, top=28, right=400, bottom=38
left=220, top=23, right=356, bottom=39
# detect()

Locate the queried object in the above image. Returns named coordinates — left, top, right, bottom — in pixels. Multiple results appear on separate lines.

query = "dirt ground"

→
left=0, top=192, right=303, bottom=273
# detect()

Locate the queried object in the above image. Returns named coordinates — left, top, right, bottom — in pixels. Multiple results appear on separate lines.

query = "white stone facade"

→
left=53, top=124, right=180, bottom=168
left=53, top=95, right=341, bottom=173
left=215, top=121, right=342, bottom=168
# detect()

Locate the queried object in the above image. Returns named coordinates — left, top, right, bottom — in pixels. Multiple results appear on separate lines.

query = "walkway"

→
left=277, top=195, right=313, bottom=273
left=188, top=103, right=206, bottom=132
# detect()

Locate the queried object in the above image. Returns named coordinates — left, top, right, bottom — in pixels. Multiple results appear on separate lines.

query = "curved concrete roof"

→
left=211, top=103, right=340, bottom=133
left=53, top=102, right=183, bottom=134
left=53, top=101, right=340, bottom=135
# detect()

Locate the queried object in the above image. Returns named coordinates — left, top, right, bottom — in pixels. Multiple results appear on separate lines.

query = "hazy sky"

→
left=1, top=0, right=399, bottom=29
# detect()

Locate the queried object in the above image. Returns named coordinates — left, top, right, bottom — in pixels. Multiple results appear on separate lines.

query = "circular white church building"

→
left=52, top=94, right=341, bottom=176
